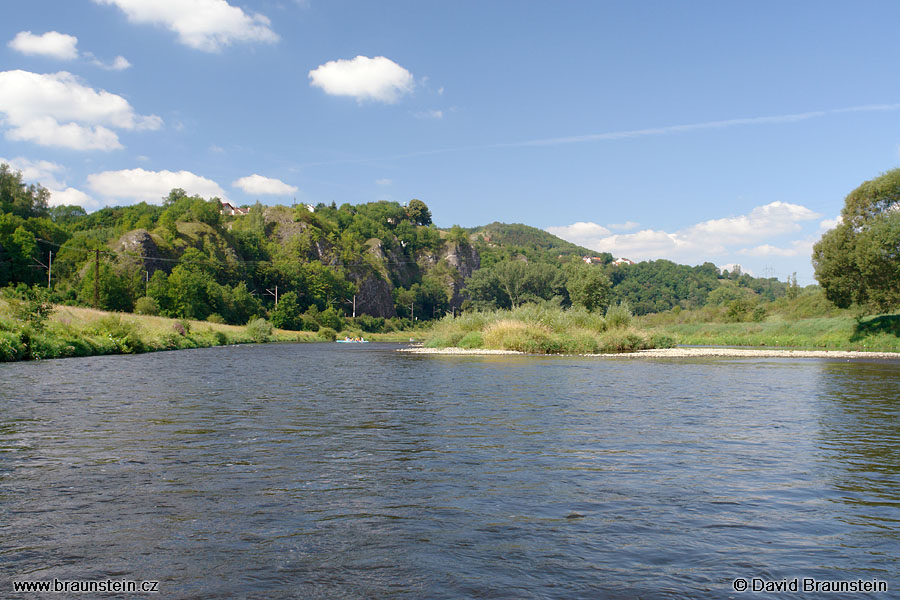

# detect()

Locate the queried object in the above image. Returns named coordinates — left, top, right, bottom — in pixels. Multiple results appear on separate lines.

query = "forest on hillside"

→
left=1, top=162, right=799, bottom=332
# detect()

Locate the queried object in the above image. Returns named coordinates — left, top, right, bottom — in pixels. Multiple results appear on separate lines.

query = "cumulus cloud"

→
left=232, top=174, right=297, bottom=195
left=48, top=187, right=101, bottom=211
left=547, top=201, right=821, bottom=264
left=87, top=168, right=226, bottom=204
left=8, top=31, right=79, bottom=60
left=684, top=201, right=819, bottom=245
left=86, top=53, right=132, bottom=71
left=739, top=240, right=815, bottom=258
left=819, top=215, right=842, bottom=231
left=607, top=221, right=640, bottom=231
left=0, top=70, right=162, bottom=151
left=309, top=56, right=414, bottom=103
left=0, top=156, right=66, bottom=189
left=93, top=0, right=278, bottom=52
left=546, top=221, right=611, bottom=241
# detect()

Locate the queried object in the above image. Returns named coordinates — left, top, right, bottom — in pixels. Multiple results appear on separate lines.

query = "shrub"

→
left=206, top=313, right=225, bottom=324
left=246, top=318, right=273, bottom=343
left=649, top=333, right=677, bottom=349
left=457, top=331, right=484, bottom=349
left=354, top=314, right=386, bottom=333
left=91, top=315, right=146, bottom=353
left=10, top=286, right=55, bottom=331
left=318, top=326, right=337, bottom=341
left=605, top=301, right=633, bottom=329
left=134, top=296, right=160, bottom=316
left=599, top=328, right=649, bottom=353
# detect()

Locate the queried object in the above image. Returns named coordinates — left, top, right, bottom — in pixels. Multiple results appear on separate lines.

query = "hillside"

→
left=469, top=222, right=606, bottom=266
left=2, top=163, right=798, bottom=327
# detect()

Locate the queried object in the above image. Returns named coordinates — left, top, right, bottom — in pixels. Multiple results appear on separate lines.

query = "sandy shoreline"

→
left=398, top=346, right=900, bottom=360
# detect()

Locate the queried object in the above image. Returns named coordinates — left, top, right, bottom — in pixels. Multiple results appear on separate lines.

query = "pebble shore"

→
left=398, top=347, right=900, bottom=359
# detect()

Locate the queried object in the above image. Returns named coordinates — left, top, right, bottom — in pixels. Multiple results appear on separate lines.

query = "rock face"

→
left=441, top=241, right=481, bottom=310
left=349, top=268, right=396, bottom=318
left=113, top=229, right=169, bottom=274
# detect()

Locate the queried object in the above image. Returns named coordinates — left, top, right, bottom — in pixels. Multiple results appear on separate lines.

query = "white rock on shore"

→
left=398, top=347, right=900, bottom=359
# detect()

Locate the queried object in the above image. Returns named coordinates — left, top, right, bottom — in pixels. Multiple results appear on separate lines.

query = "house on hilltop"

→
left=220, top=202, right=250, bottom=216
left=612, top=257, right=635, bottom=266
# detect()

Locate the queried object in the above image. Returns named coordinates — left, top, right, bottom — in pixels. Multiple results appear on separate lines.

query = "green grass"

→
left=639, top=291, right=900, bottom=353
left=0, top=301, right=327, bottom=362
left=424, top=304, right=675, bottom=354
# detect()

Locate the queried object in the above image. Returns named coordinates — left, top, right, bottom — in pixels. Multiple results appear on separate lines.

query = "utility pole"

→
left=352, top=294, right=356, bottom=318
left=93, top=249, right=100, bottom=309
left=47, top=250, right=52, bottom=289
left=144, top=270, right=149, bottom=296
left=264, top=285, right=278, bottom=306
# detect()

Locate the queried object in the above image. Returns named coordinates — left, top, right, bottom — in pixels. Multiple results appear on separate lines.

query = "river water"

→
left=1, top=343, right=898, bottom=599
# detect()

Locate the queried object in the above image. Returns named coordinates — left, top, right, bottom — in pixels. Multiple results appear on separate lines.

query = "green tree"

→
left=0, top=163, right=50, bottom=218
left=813, top=168, right=900, bottom=311
left=270, top=291, right=303, bottom=330
left=406, top=199, right=432, bottom=226
left=565, top=264, right=611, bottom=312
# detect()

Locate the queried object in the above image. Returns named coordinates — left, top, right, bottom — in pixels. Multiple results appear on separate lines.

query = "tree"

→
left=813, top=168, right=900, bottom=311
left=565, top=264, right=611, bottom=312
left=406, top=199, right=432, bottom=226
left=270, top=291, right=303, bottom=330
left=0, top=163, right=50, bottom=218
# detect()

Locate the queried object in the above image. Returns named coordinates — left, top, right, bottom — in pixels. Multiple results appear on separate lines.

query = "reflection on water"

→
left=1, top=345, right=898, bottom=599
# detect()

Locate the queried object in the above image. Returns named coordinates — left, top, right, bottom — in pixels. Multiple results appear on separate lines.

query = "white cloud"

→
left=819, top=215, right=842, bottom=231
left=684, top=201, right=819, bottom=245
left=0, top=156, right=65, bottom=189
left=86, top=53, right=132, bottom=71
left=547, top=201, right=821, bottom=263
left=0, top=70, right=162, bottom=151
left=546, top=221, right=611, bottom=241
left=8, top=31, right=79, bottom=60
left=48, top=187, right=101, bottom=210
left=739, top=240, right=814, bottom=258
left=607, top=221, right=640, bottom=231
left=93, top=0, right=278, bottom=52
left=88, top=168, right=227, bottom=204
left=309, top=56, right=414, bottom=103
left=415, top=109, right=443, bottom=119
left=375, top=178, right=392, bottom=186
left=232, top=174, right=297, bottom=195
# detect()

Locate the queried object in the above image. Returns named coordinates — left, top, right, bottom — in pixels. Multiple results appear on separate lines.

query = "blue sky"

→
left=2, top=1, right=899, bottom=284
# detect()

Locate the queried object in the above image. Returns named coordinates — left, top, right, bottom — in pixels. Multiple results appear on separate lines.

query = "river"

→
left=1, top=343, right=898, bottom=599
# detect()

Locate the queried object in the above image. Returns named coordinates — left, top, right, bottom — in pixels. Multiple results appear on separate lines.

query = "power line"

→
left=34, top=237, right=424, bottom=269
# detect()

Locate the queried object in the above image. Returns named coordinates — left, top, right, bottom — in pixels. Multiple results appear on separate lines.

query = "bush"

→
left=317, top=307, right=343, bottom=331
left=134, top=296, right=160, bottom=316
left=353, top=314, right=386, bottom=333
left=10, top=286, right=55, bottom=331
left=206, top=313, right=225, bottom=324
left=246, top=318, right=273, bottom=343
left=458, top=331, right=484, bottom=349
left=91, top=315, right=146, bottom=353
left=318, top=326, right=337, bottom=341
left=599, top=328, right=649, bottom=353
left=605, top=301, right=633, bottom=329
left=649, top=333, right=677, bottom=349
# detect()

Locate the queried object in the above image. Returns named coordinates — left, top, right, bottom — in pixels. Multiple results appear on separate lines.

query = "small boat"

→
left=336, top=337, right=369, bottom=343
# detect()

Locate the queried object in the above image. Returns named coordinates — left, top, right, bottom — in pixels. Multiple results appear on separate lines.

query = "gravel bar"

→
left=398, top=347, right=900, bottom=359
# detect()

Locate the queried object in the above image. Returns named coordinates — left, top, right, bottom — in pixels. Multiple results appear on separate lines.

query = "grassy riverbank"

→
left=0, top=300, right=318, bottom=361
left=425, top=304, right=675, bottom=354
left=638, top=292, right=900, bottom=353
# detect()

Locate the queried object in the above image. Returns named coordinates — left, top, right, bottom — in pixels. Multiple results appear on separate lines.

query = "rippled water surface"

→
left=2, top=343, right=899, bottom=599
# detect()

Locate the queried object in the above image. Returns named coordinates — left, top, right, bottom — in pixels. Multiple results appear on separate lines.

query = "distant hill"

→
left=467, top=222, right=609, bottom=267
